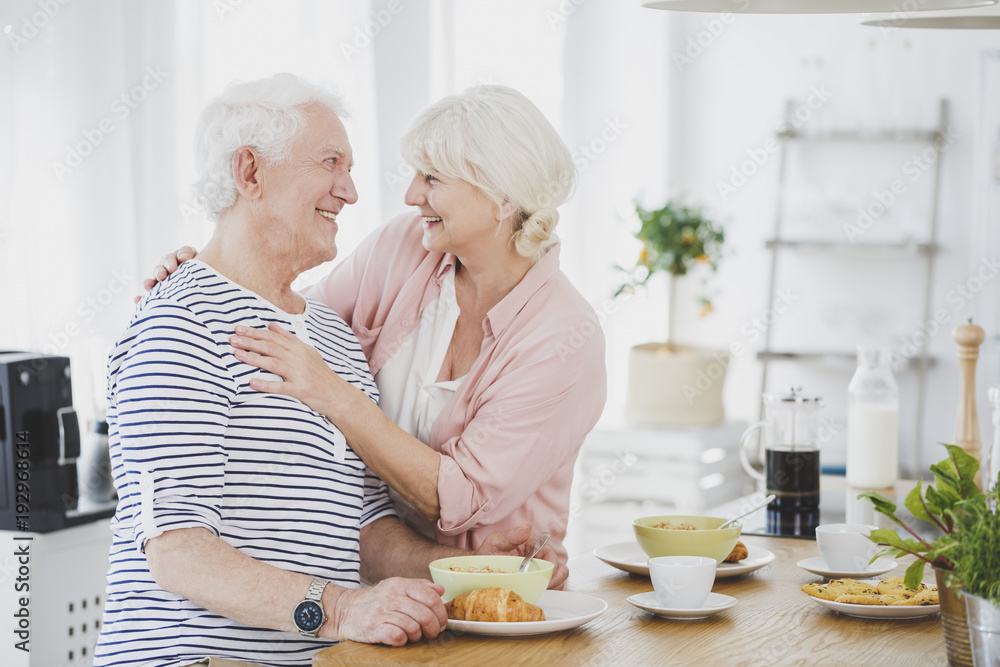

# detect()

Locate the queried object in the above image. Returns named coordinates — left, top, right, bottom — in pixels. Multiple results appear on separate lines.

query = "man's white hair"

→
left=193, top=73, right=348, bottom=220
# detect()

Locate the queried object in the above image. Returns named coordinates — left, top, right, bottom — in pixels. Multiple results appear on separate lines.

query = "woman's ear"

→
left=497, top=197, right=519, bottom=224
left=232, top=147, right=262, bottom=201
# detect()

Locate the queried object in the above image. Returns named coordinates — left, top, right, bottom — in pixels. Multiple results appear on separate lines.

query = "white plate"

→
left=807, top=595, right=940, bottom=620
left=627, top=591, right=738, bottom=619
left=446, top=590, right=607, bottom=636
left=797, top=556, right=898, bottom=579
left=593, top=541, right=775, bottom=578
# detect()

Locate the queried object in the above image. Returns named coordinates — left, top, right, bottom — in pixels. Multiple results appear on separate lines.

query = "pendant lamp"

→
left=861, top=3, right=1000, bottom=27
left=640, top=0, right=996, bottom=14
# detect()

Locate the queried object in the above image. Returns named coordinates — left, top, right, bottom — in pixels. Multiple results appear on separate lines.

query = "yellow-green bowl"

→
left=633, top=515, right=742, bottom=564
left=428, top=555, right=553, bottom=603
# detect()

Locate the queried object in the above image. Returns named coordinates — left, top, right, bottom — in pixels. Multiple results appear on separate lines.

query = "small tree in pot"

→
left=615, top=200, right=725, bottom=344
left=614, top=200, right=727, bottom=426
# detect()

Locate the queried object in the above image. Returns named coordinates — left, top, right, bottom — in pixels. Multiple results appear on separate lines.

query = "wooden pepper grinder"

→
left=953, top=318, right=985, bottom=489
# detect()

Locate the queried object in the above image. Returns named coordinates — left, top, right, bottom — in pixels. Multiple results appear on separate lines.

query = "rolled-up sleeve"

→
left=434, top=324, right=607, bottom=537
left=359, top=467, right=397, bottom=527
left=110, top=301, right=236, bottom=552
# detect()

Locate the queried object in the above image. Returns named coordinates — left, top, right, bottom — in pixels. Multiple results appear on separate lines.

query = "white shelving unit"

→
left=756, top=100, right=949, bottom=476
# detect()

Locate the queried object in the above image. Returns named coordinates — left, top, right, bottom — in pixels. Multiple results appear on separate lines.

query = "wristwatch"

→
left=292, top=578, right=329, bottom=637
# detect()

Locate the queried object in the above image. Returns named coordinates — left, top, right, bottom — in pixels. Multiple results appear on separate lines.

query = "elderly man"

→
left=93, top=74, right=547, bottom=667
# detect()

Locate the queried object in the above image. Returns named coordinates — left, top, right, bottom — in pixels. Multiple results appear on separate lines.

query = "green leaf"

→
left=931, top=444, right=981, bottom=502
left=868, top=528, right=928, bottom=557
left=904, top=560, right=927, bottom=590
left=944, top=444, right=981, bottom=499
left=926, top=485, right=960, bottom=518
left=857, top=491, right=897, bottom=518
left=930, top=461, right=961, bottom=497
left=903, top=480, right=933, bottom=522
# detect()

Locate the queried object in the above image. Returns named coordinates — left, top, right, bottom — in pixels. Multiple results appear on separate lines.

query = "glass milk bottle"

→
left=846, top=346, right=899, bottom=488
left=987, top=385, right=1000, bottom=491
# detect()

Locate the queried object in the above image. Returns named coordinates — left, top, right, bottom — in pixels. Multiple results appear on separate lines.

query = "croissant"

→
left=445, top=588, right=546, bottom=622
left=724, top=541, right=748, bottom=562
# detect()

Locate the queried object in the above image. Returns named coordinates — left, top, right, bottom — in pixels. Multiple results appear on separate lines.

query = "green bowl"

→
left=633, top=515, right=742, bottom=564
left=428, top=555, right=553, bottom=603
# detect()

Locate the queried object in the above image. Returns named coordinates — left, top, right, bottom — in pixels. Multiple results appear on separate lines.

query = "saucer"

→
left=797, top=556, right=898, bottom=578
left=594, top=541, right=775, bottom=578
left=627, top=591, right=738, bottom=619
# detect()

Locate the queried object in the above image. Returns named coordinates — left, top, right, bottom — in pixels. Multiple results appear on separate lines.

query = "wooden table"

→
left=314, top=535, right=946, bottom=666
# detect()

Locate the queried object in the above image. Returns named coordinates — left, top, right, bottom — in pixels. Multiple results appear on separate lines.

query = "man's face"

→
left=254, top=102, right=358, bottom=271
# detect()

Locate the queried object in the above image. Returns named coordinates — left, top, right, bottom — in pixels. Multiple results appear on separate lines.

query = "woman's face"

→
left=403, top=168, right=506, bottom=258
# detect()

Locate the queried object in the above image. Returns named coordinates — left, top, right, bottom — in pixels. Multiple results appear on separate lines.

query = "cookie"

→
left=827, top=579, right=878, bottom=596
left=876, top=577, right=926, bottom=599
left=802, top=583, right=842, bottom=601
left=892, top=587, right=939, bottom=606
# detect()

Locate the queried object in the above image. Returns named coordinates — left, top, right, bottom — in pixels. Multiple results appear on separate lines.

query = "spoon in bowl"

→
left=718, top=494, right=776, bottom=530
left=517, top=531, right=551, bottom=573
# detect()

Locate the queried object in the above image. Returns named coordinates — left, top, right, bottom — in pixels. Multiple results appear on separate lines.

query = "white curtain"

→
left=1, top=0, right=380, bottom=425
left=2, top=0, right=673, bottom=427
left=2, top=0, right=189, bottom=423
left=560, top=3, right=673, bottom=421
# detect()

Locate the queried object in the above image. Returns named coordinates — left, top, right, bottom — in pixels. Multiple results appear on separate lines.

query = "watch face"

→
left=293, top=599, right=325, bottom=633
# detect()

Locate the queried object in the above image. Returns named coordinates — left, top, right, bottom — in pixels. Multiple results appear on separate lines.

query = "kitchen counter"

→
left=313, top=534, right=946, bottom=666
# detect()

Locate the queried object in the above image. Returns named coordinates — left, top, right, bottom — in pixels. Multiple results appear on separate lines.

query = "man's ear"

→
left=232, top=147, right=262, bottom=201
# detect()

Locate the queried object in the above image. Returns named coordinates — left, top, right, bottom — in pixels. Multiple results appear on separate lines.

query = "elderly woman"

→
left=96, top=74, right=548, bottom=667
left=153, top=85, right=607, bottom=567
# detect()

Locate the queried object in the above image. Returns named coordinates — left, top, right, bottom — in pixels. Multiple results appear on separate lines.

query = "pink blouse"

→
left=305, top=212, right=607, bottom=561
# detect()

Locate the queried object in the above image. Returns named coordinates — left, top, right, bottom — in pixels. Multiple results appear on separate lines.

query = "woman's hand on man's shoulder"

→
left=134, top=246, right=199, bottom=303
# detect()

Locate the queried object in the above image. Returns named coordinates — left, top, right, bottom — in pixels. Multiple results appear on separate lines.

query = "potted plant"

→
left=858, top=444, right=999, bottom=667
left=941, top=487, right=1000, bottom=666
left=614, top=200, right=727, bottom=426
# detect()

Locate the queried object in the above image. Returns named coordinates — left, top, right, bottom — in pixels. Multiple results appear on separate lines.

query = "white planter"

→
left=965, top=591, right=1000, bottom=667
left=624, top=343, right=729, bottom=426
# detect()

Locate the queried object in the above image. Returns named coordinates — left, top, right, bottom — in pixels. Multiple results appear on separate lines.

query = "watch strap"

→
left=306, top=577, right=329, bottom=603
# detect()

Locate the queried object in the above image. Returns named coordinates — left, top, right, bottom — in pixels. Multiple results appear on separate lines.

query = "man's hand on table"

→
left=475, top=521, right=568, bottom=590
left=330, top=577, right=448, bottom=646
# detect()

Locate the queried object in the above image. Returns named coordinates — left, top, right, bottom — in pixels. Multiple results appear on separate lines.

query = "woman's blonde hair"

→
left=399, top=85, right=576, bottom=260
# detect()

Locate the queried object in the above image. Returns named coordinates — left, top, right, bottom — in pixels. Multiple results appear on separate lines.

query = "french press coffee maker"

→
left=739, top=387, right=825, bottom=511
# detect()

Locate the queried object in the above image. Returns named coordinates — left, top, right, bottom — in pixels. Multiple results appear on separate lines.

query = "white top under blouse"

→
left=375, top=263, right=466, bottom=443
left=375, top=263, right=466, bottom=538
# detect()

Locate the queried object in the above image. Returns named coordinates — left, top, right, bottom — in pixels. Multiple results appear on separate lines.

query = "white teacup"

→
left=815, top=523, right=878, bottom=572
left=648, top=556, right=717, bottom=609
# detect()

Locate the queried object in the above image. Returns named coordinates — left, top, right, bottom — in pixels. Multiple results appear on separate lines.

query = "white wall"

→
left=658, top=13, right=1000, bottom=475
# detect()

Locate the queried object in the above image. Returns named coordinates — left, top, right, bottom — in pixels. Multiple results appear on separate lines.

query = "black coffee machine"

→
left=0, top=352, right=115, bottom=532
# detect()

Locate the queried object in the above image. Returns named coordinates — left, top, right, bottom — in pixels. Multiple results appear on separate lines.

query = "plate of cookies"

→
left=801, top=577, right=940, bottom=619
left=593, top=540, right=775, bottom=578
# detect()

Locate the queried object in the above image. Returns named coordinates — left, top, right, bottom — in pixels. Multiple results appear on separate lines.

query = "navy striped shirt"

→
left=94, top=260, right=395, bottom=667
